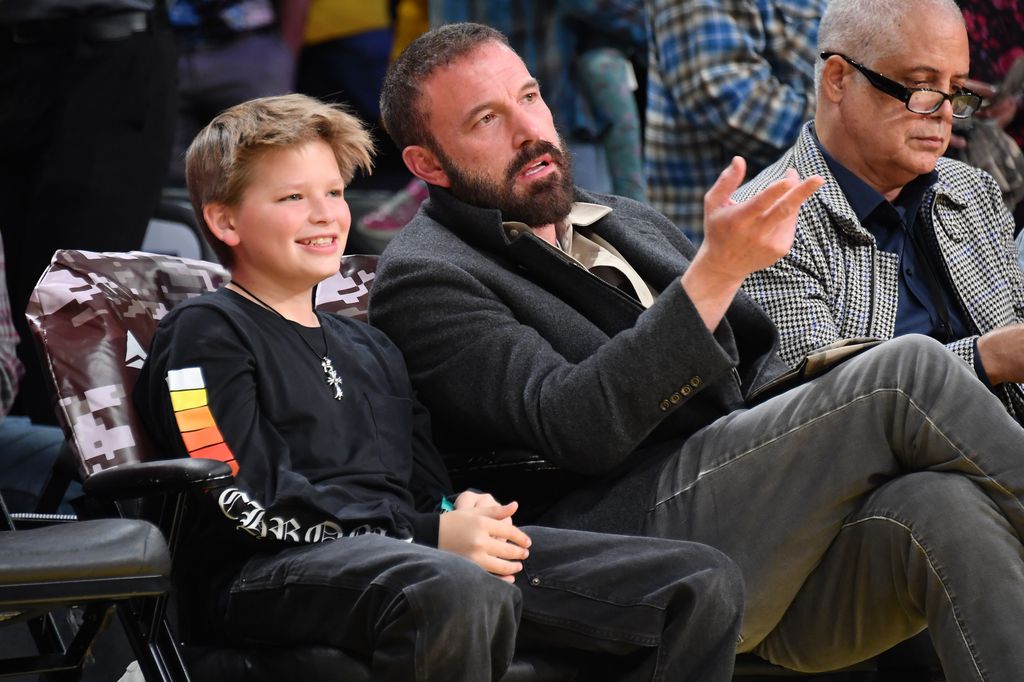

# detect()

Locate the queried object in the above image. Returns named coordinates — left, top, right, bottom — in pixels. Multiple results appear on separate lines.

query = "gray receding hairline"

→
left=814, top=0, right=965, bottom=96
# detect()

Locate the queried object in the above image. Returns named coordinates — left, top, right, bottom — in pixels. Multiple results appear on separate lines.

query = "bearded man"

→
left=370, top=21, right=1024, bottom=678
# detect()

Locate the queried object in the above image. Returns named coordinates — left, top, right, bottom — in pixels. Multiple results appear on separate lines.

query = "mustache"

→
left=504, top=140, right=564, bottom=182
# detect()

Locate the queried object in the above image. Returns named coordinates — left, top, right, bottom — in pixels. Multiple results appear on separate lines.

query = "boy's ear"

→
left=402, top=145, right=450, bottom=188
left=203, top=202, right=241, bottom=248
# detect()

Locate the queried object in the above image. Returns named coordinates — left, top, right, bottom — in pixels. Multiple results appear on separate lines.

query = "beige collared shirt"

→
left=504, top=203, right=658, bottom=308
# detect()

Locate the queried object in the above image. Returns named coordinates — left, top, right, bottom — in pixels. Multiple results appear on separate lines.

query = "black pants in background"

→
left=0, top=12, right=177, bottom=423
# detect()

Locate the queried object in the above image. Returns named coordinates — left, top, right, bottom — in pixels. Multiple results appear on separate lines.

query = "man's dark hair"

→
left=380, top=22, right=509, bottom=151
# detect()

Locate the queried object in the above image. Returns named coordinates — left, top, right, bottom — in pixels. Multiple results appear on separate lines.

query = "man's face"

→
left=417, top=41, right=575, bottom=226
left=829, top=11, right=970, bottom=194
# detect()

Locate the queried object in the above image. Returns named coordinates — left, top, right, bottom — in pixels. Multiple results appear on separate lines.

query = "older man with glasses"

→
left=741, top=0, right=1024, bottom=422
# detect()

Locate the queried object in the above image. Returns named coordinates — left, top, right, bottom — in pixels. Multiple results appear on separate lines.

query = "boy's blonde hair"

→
left=185, top=94, right=374, bottom=266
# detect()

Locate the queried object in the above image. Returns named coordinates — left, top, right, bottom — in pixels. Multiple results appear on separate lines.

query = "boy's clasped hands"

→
left=438, top=490, right=531, bottom=583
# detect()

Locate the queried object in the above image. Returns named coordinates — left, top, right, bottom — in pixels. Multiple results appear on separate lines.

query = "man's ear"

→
left=403, top=145, right=451, bottom=188
left=203, top=202, right=241, bottom=247
left=820, top=56, right=849, bottom=104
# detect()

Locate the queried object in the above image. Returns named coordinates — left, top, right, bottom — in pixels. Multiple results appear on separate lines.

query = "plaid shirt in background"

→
left=645, top=0, right=824, bottom=240
left=0, top=233, right=24, bottom=417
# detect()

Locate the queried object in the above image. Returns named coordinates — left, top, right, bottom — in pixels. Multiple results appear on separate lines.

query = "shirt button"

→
left=659, top=399, right=671, bottom=411
left=508, top=229, right=520, bottom=238
left=905, top=267, right=913, bottom=276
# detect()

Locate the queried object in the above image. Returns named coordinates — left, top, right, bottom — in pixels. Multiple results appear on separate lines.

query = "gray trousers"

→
left=569, top=335, right=1024, bottom=681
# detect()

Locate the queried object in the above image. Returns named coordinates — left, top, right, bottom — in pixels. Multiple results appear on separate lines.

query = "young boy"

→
left=133, top=94, right=743, bottom=680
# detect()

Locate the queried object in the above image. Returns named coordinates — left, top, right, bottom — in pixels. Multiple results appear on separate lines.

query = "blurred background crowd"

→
left=0, top=0, right=1021, bottom=425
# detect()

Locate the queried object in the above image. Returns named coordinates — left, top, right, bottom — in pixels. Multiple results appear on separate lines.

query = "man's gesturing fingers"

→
left=762, top=170, right=825, bottom=228
left=731, top=169, right=822, bottom=226
left=704, top=156, right=747, bottom=211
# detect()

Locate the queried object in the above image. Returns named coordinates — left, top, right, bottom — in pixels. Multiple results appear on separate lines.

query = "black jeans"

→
left=219, top=527, right=742, bottom=681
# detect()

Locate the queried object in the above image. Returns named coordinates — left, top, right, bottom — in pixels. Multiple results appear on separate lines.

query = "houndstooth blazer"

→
left=739, top=122, right=1024, bottom=416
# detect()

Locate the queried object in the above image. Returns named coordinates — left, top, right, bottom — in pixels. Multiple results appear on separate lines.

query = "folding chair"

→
left=0, top=489, right=172, bottom=680
left=26, top=249, right=581, bottom=682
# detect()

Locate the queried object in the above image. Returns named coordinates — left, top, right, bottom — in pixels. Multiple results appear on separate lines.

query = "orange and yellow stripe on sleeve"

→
left=166, top=367, right=238, bottom=475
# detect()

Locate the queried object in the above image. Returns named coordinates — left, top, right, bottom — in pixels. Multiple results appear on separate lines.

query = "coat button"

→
left=530, top=577, right=541, bottom=586
left=670, top=393, right=681, bottom=404
left=690, top=377, right=702, bottom=388
left=659, top=399, right=670, bottom=411
left=681, top=386, right=692, bottom=396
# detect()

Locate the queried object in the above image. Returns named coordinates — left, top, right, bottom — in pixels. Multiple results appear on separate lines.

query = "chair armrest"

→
left=84, top=459, right=233, bottom=500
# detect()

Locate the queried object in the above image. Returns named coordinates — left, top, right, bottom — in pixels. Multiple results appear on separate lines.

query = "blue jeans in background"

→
left=0, top=416, right=80, bottom=514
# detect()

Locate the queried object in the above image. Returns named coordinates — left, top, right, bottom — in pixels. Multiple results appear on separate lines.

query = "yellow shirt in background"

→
left=390, top=0, right=428, bottom=62
left=303, top=0, right=390, bottom=46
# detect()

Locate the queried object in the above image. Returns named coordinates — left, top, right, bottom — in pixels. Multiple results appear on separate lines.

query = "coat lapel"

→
left=505, top=231, right=645, bottom=337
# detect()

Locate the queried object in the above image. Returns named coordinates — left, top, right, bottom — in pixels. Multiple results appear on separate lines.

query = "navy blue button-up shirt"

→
left=814, top=134, right=991, bottom=386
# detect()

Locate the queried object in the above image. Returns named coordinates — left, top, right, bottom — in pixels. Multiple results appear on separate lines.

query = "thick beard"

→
left=434, top=139, right=576, bottom=227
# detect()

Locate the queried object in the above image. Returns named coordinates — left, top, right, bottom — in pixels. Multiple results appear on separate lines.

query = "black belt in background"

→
left=9, top=10, right=150, bottom=44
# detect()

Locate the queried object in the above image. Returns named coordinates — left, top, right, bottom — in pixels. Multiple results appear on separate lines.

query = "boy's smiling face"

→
left=205, top=140, right=351, bottom=293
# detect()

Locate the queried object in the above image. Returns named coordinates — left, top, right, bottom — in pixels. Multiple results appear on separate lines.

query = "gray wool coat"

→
left=369, top=185, right=791, bottom=530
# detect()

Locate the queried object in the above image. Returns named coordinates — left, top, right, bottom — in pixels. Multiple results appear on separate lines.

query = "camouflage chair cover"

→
left=314, top=253, right=376, bottom=321
left=26, top=250, right=377, bottom=479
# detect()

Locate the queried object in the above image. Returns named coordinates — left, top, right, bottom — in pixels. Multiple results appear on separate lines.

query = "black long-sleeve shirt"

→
left=134, top=288, right=452, bottom=563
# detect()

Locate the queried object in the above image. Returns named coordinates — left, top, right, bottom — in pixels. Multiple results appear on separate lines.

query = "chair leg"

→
left=116, top=602, right=190, bottom=682
left=6, top=605, right=112, bottom=681
left=0, top=493, right=13, bottom=532
left=27, top=613, right=67, bottom=660
left=155, top=619, right=191, bottom=682
left=62, top=604, right=112, bottom=666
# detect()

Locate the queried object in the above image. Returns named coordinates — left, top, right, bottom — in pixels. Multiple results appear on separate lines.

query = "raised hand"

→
left=682, top=156, right=824, bottom=331
left=700, top=156, right=824, bottom=282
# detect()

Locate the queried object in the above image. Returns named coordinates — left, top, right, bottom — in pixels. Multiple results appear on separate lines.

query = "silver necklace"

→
left=229, top=281, right=344, bottom=400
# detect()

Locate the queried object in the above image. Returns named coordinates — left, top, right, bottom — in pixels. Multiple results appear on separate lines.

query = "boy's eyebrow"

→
left=462, top=78, right=541, bottom=126
left=268, top=176, right=345, bottom=192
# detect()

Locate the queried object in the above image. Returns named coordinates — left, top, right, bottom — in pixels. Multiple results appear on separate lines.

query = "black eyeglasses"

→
left=820, top=52, right=982, bottom=119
